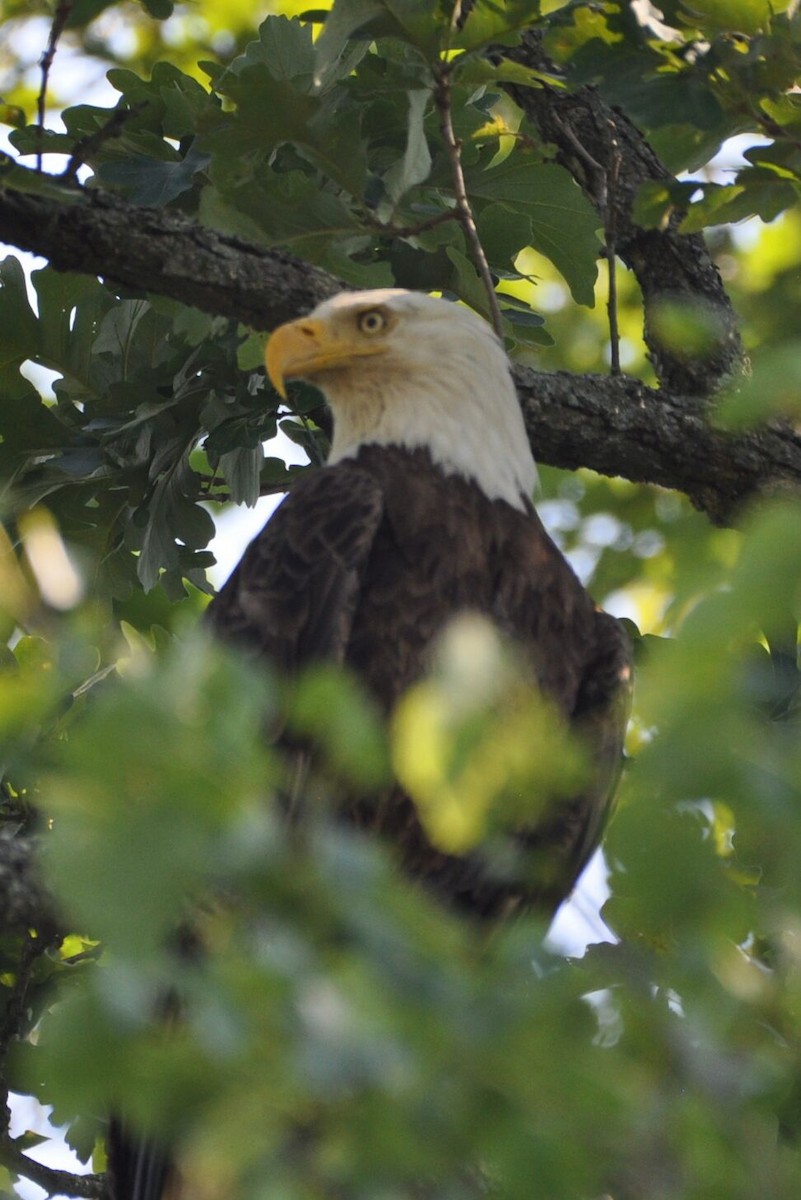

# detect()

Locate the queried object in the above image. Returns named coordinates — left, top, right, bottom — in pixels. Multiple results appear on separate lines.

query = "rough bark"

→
left=0, top=832, right=59, bottom=936
left=0, top=184, right=339, bottom=331
left=0, top=182, right=788, bottom=524
left=518, top=370, right=800, bottom=524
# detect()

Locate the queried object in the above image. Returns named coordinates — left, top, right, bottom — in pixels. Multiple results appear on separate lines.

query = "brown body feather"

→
left=207, top=444, right=631, bottom=919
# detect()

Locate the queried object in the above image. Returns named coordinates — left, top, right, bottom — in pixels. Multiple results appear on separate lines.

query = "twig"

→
left=36, top=0, right=74, bottom=172
left=433, top=64, right=504, bottom=339
left=606, top=140, right=622, bottom=377
left=0, top=1134, right=108, bottom=1199
left=552, top=108, right=622, bottom=375
left=365, top=208, right=459, bottom=240
left=550, top=107, right=607, bottom=205
left=61, top=103, right=148, bottom=183
left=200, top=476, right=305, bottom=501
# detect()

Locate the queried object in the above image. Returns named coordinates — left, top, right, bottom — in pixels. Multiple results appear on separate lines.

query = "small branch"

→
left=550, top=106, right=607, bottom=194
left=201, top=477, right=306, bottom=502
left=552, top=107, right=621, bottom=375
left=37, top=0, right=74, bottom=172
left=61, top=103, right=147, bottom=183
left=365, top=208, right=459, bottom=240
left=0, top=1134, right=107, bottom=1199
left=433, top=65, right=504, bottom=339
left=605, top=139, right=622, bottom=377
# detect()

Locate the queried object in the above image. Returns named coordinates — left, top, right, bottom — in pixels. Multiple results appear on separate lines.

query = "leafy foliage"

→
left=3, top=1, right=801, bottom=1198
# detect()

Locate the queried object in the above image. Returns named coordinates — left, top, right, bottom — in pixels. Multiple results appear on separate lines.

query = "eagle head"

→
left=265, top=289, right=537, bottom=510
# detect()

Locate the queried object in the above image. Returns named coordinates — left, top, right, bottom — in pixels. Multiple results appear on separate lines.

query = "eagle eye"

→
left=358, top=309, right=387, bottom=336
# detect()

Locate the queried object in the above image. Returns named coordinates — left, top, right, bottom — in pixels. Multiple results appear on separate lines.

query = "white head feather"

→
left=306, top=289, right=537, bottom=511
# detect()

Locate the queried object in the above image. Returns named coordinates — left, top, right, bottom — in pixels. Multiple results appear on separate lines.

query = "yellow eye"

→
left=358, top=309, right=387, bottom=335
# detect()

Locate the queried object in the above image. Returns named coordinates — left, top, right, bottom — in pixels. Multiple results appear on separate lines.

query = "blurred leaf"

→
left=44, top=634, right=276, bottom=955
left=717, top=342, right=801, bottom=426
left=393, top=616, right=586, bottom=852
left=141, top=0, right=174, bottom=17
left=286, top=664, right=391, bottom=789
left=451, top=0, right=540, bottom=53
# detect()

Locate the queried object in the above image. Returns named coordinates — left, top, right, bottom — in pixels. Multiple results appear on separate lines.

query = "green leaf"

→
left=211, top=63, right=367, bottom=198
left=314, top=1, right=396, bottom=91
left=679, top=175, right=798, bottom=233
left=44, top=635, right=276, bottom=956
left=384, top=89, right=432, bottom=204
left=135, top=456, right=215, bottom=591
left=219, top=445, right=264, bottom=507
left=227, top=15, right=317, bottom=82
left=450, top=0, right=539, bottom=54
left=12, top=1130, right=49, bottom=1152
left=380, top=0, right=447, bottom=58
left=63, top=1114, right=103, bottom=1164
left=32, top=266, right=112, bottom=389
left=287, top=664, right=391, bottom=789
left=316, top=245, right=394, bottom=288
left=633, top=179, right=697, bottom=231
left=444, top=246, right=492, bottom=316
left=717, top=342, right=801, bottom=427
left=236, top=331, right=267, bottom=372
left=204, top=170, right=360, bottom=249
left=0, top=256, right=37, bottom=370
left=64, top=0, right=119, bottom=26
left=96, top=145, right=211, bottom=206
left=469, top=160, right=601, bottom=306
left=476, top=202, right=533, bottom=269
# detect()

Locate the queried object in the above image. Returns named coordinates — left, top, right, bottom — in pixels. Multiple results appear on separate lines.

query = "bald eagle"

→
left=109, top=289, right=631, bottom=1200
left=208, top=288, right=632, bottom=919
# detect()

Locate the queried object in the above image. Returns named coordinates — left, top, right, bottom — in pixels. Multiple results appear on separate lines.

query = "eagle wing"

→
left=515, top=607, right=632, bottom=916
left=207, top=462, right=386, bottom=669
left=570, top=610, right=633, bottom=879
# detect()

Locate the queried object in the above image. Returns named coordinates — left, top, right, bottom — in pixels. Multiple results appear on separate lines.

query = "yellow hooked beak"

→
left=265, top=315, right=388, bottom=399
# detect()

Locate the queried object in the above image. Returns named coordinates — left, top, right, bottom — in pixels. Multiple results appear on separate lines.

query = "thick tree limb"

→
left=0, top=184, right=339, bottom=331
left=0, top=182, right=793, bottom=523
left=517, top=370, right=800, bottom=525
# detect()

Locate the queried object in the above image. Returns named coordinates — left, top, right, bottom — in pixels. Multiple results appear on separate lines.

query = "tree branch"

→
left=0, top=180, right=791, bottom=523
left=36, top=1, right=74, bottom=172
left=0, top=1133, right=107, bottom=1199
left=517, top=369, right=800, bottom=525
left=0, top=183, right=339, bottom=332
left=434, top=64, right=504, bottom=338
